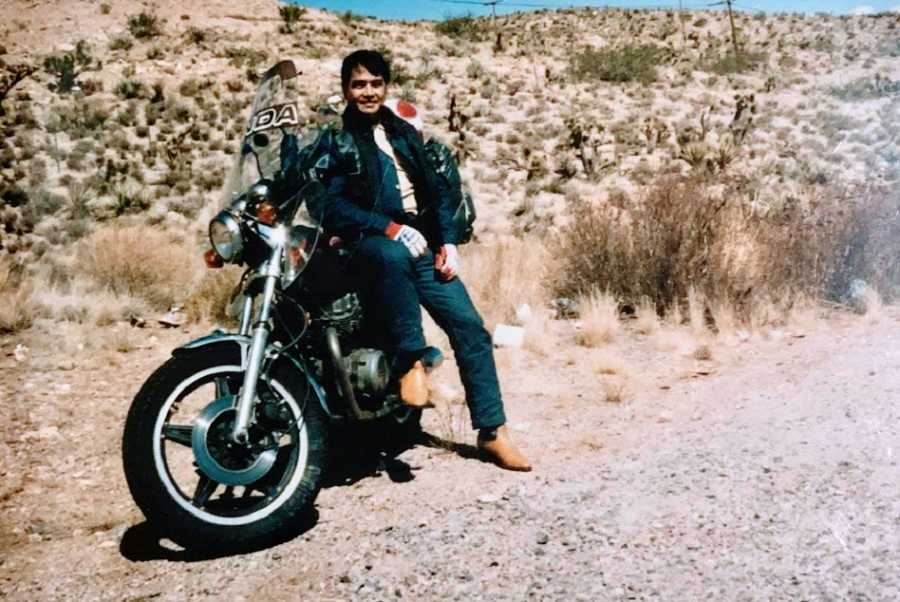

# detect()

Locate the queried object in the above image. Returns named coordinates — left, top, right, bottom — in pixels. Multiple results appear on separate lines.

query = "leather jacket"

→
left=321, top=106, right=460, bottom=246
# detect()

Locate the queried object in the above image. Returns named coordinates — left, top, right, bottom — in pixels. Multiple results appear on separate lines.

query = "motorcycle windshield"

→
left=224, top=60, right=331, bottom=279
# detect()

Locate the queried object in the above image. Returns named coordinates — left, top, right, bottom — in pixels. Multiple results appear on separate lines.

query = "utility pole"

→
left=725, top=0, right=741, bottom=59
left=487, top=0, right=500, bottom=34
left=710, top=0, right=742, bottom=61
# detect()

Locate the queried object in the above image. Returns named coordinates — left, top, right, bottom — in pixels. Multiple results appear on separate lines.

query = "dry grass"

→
left=687, top=287, right=707, bottom=336
left=576, top=289, right=619, bottom=347
left=591, top=350, right=629, bottom=376
left=634, top=298, right=660, bottom=335
left=75, top=225, right=200, bottom=311
left=523, top=310, right=556, bottom=356
left=0, top=258, right=36, bottom=334
left=35, top=286, right=147, bottom=326
left=654, top=328, right=694, bottom=355
left=785, top=298, right=822, bottom=332
left=183, top=266, right=242, bottom=324
left=462, top=238, right=549, bottom=329
left=431, top=398, right=470, bottom=448
left=103, top=325, right=140, bottom=353
left=691, top=342, right=713, bottom=361
left=710, top=301, right=738, bottom=336
left=601, top=377, right=629, bottom=403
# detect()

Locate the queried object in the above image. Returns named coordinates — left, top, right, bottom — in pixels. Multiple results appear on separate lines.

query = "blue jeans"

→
left=350, top=236, right=506, bottom=430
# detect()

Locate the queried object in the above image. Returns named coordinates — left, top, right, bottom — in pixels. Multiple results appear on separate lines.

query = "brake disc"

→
left=191, top=396, right=277, bottom=486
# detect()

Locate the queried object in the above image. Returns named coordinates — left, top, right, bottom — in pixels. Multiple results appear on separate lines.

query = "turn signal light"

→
left=204, top=249, right=224, bottom=268
left=256, top=202, right=276, bottom=225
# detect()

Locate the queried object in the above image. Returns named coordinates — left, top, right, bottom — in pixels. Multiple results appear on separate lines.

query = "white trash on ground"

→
left=492, top=324, right=525, bottom=348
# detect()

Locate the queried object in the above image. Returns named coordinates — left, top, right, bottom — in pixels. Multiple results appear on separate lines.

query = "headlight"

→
left=209, top=211, right=243, bottom=263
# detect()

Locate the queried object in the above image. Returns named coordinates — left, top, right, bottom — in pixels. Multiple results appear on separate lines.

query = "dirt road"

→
left=1, top=310, right=898, bottom=600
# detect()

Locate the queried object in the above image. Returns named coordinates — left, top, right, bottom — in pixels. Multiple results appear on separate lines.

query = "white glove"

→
left=389, top=224, right=428, bottom=258
left=436, top=244, right=460, bottom=280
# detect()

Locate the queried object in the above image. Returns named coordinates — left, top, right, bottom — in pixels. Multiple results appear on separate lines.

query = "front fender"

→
left=173, top=330, right=252, bottom=365
left=173, top=330, right=334, bottom=419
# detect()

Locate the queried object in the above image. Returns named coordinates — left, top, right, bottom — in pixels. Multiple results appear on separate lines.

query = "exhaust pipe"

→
left=324, top=326, right=375, bottom=420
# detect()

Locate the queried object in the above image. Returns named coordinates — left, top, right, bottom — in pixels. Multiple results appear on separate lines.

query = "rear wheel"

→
left=122, top=345, right=327, bottom=549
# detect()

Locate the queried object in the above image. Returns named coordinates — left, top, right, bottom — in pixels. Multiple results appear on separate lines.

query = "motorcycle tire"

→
left=122, top=344, right=328, bottom=550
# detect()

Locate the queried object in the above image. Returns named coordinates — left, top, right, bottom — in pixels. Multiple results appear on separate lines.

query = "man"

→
left=323, top=49, right=531, bottom=472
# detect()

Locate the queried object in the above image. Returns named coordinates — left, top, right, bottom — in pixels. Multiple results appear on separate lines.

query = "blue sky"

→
left=291, top=1, right=900, bottom=21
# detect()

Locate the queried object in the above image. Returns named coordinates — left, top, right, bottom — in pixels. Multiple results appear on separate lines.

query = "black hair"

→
left=340, top=49, right=391, bottom=90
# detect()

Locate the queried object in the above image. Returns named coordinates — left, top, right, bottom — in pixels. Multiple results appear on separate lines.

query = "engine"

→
left=343, top=348, right=390, bottom=399
left=315, top=292, right=363, bottom=336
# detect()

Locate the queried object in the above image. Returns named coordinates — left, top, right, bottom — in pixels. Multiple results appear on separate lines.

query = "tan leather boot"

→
left=477, top=425, right=532, bottom=472
left=399, top=361, right=432, bottom=408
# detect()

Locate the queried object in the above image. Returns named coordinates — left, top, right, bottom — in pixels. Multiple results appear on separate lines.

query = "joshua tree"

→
left=43, top=41, right=98, bottom=94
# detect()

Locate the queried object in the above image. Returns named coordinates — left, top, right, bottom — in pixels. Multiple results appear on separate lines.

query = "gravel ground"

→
left=1, top=310, right=898, bottom=601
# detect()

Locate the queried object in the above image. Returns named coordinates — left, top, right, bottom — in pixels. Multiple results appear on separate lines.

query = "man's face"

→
left=344, top=65, right=386, bottom=115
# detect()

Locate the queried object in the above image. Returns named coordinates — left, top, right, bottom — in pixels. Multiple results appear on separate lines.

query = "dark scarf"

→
left=342, top=104, right=433, bottom=214
left=342, top=104, right=383, bottom=205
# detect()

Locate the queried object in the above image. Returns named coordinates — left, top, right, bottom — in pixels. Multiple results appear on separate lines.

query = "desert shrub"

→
left=127, top=12, right=163, bottom=39
left=28, top=189, right=66, bottom=219
left=115, top=106, right=137, bottom=126
left=166, top=101, right=192, bottom=124
left=0, top=258, right=35, bottom=333
left=703, top=51, right=767, bottom=75
left=339, top=10, right=364, bottom=25
left=831, top=75, right=900, bottom=101
left=46, top=98, right=109, bottom=137
left=114, top=78, right=147, bottom=99
left=571, top=44, right=663, bottom=84
left=825, top=185, right=900, bottom=301
left=113, top=186, right=151, bottom=216
left=466, top=60, right=485, bottom=80
left=185, top=27, right=208, bottom=44
left=108, top=35, right=134, bottom=51
left=178, top=77, right=211, bottom=98
left=435, top=14, right=484, bottom=41
left=278, top=5, right=306, bottom=34
left=223, top=46, right=267, bottom=68
left=551, top=175, right=867, bottom=318
left=146, top=46, right=163, bottom=60
left=75, top=225, right=198, bottom=310
left=100, top=2, right=111, bottom=14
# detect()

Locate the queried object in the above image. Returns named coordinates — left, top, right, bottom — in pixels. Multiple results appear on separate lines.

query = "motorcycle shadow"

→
left=323, top=428, right=483, bottom=489
left=119, top=509, right=319, bottom=562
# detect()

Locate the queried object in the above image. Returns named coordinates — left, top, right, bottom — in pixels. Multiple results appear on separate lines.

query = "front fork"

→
left=231, top=242, right=283, bottom=443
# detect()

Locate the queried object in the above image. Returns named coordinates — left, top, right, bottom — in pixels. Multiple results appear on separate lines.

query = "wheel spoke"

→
left=192, top=475, right=218, bottom=507
left=162, top=424, right=193, bottom=447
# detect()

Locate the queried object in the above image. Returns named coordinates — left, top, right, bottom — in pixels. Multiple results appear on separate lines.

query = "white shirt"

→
left=373, top=124, right=417, bottom=214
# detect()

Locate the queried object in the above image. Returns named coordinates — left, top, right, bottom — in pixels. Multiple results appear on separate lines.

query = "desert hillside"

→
left=0, top=1, right=896, bottom=344
left=2, top=1, right=899, bottom=249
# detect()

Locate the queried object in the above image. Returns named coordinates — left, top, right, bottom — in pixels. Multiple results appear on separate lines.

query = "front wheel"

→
left=122, top=344, right=328, bottom=550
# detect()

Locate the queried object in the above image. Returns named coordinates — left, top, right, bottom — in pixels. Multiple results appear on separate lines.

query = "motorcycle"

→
left=122, top=61, right=440, bottom=549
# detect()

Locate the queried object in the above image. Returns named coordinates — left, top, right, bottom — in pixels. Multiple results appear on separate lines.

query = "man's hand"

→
left=435, top=244, right=460, bottom=281
left=386, top=222, right=427, bottom=258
